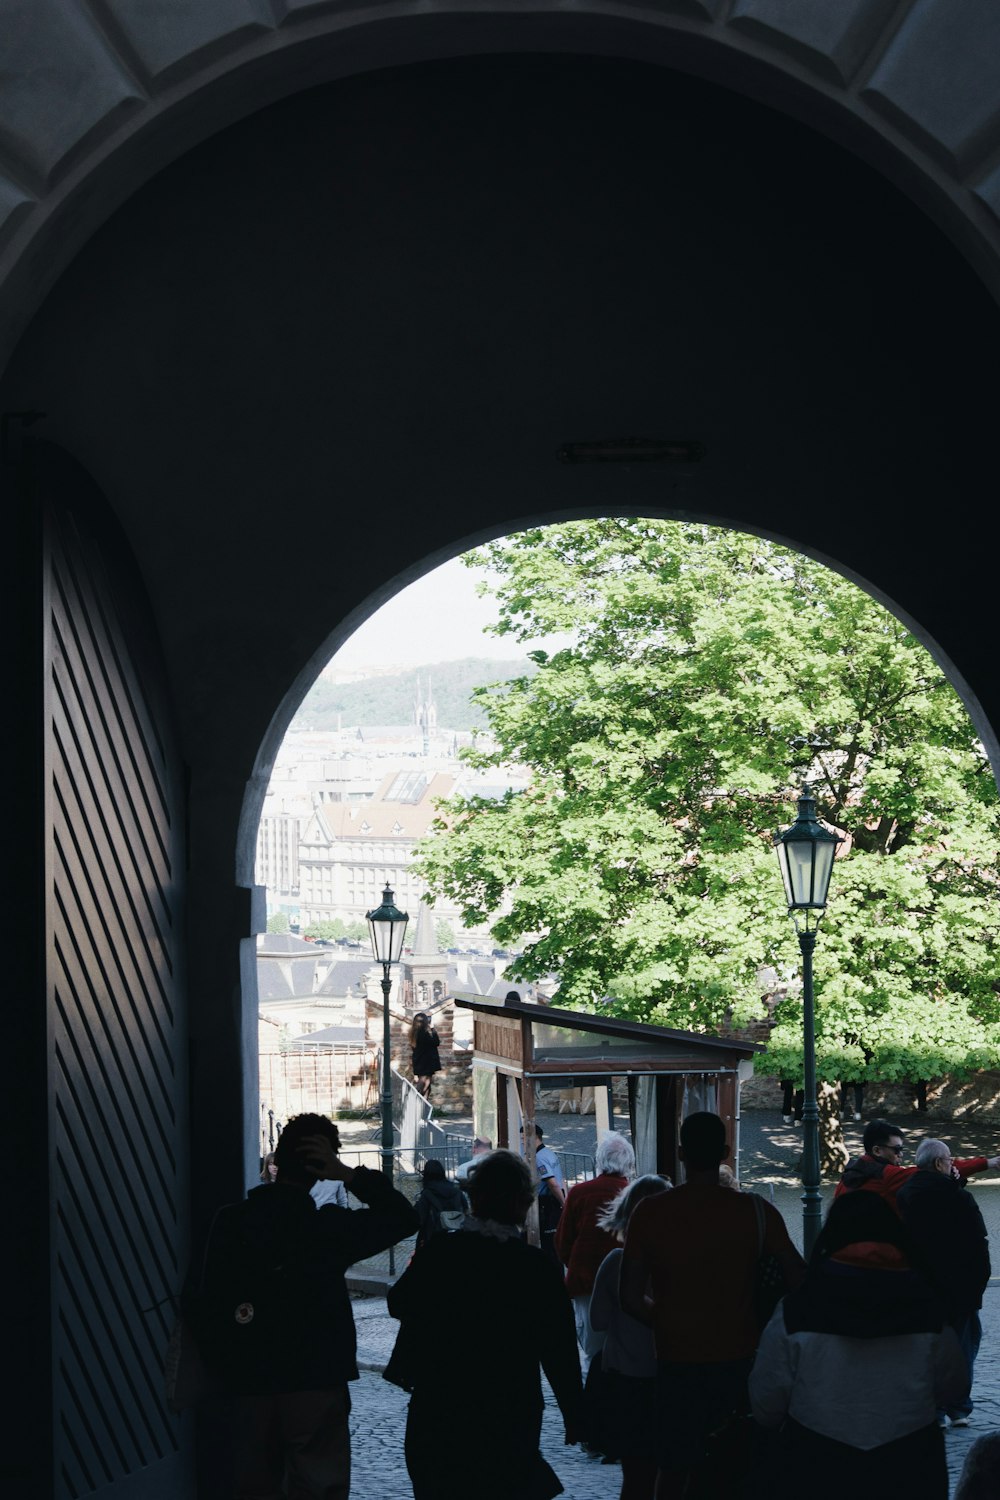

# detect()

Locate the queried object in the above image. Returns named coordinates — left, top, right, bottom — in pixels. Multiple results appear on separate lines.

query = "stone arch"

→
left=2, top=0, right=1000, bottom=380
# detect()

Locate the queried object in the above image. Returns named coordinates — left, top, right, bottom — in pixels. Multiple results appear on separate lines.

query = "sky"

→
left=327, top=554, right=570, bottom=673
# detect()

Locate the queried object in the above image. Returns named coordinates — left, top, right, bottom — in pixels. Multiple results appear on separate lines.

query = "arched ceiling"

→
left=1, top=1, right=1000, bottom=377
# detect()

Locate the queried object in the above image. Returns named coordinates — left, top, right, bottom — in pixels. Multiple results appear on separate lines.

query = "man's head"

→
left=472, top=1136, right=492, bottom=1156
left=679, top=1112, right=728, bottom=1171
left=519, top=1122, right=544, bottom=1143
left=273, top=1112, right=341, bottom=1187
left=596, top=1132, right=636, bottom=1179
left=863, top=1118, right=905, bottom=1164
left=915, top=1138, right=954, bottom=1175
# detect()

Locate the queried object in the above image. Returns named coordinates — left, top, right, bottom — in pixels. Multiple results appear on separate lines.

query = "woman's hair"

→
left=466, top=1150, right=535, bottom=1226
left=409, top=1013, right=430, bottom=1045
left=598, top=1173, right=671, bottom=1239
left=595, top=1132, right=636, bottom=1178
left=812, top=1190, right=913, bottom=1266
left=260, top=1151, right=276, bottom=1183
left=422, top=1158, right=446, bottom=1182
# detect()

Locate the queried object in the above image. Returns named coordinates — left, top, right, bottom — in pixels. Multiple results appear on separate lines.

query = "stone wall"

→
left=722, top=1016, right=1000, bottom=1126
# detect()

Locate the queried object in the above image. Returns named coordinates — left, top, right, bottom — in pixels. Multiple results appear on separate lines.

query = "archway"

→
left=3, top=0, right=1000, bottom=380
left=250, top=508, right=1000, bottom=1076
left=7, top=44, right=1000, bottom=1497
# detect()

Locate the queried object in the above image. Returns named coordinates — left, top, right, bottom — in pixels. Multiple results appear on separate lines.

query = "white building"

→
left=297, top=767, right=462, bottom=926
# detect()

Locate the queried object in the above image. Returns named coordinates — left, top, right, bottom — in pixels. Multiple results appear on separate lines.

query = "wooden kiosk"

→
left=456, top=994, right=761, bottom=1185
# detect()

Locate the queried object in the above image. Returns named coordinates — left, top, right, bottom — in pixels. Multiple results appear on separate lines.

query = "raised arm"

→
left=304, top=1136, right=417, bottom=1267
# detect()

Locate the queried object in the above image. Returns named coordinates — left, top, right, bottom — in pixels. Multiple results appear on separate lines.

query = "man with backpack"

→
left=196, top=1112, right=417, bottom=1499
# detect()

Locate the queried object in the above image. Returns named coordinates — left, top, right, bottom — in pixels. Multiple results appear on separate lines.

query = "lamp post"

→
left=774, top=785, right=842, bottom=1259
left=366, top=884, right=410, bottom=1187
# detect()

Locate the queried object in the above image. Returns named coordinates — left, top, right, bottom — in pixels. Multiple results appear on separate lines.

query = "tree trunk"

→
left=819, top=1081, right=849, bottom=1180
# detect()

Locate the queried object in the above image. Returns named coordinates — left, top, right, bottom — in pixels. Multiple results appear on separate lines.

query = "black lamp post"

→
left=774, top=785, right=842, bottom=1259
left=366, top=884, right=410, bottom=1186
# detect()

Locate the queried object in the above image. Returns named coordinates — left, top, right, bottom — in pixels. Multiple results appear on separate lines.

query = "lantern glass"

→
left=366, top=885, right=409, bottom=965
left=773, top=785, right=841, bottom=917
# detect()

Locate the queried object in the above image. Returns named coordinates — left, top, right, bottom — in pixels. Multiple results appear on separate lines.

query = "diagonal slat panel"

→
left=45, top=499, right=188, bottom=1497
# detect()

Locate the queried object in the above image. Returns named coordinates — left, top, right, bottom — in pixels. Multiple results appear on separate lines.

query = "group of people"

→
left=191, top=1107, right=999, bottom=1500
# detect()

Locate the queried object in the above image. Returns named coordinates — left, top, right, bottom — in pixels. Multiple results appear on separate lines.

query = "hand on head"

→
left=297, top=1133, right=354, bottom=1183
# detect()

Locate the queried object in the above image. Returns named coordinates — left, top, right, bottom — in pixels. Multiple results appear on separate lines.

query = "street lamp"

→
left=366, top=884, right=410, bottom=1186
left=774, top=784, right=842, bottom=1259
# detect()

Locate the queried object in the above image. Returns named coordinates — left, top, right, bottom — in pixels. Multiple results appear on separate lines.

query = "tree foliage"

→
left=414, top=519, right=1000, bottom=1084
left=303, top=918, right=368, bottom=942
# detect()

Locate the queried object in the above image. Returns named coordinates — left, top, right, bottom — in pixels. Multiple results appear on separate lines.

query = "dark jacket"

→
left=388, top=1228, right=582, bottom=1499
left=198, top=1166, right=417, bottom=1393
left=836, top=1153, right=988, bottom=1207
left=411, top=1027, right=441, bottom=1075
left=896, top=1169, right=991, bottom=1320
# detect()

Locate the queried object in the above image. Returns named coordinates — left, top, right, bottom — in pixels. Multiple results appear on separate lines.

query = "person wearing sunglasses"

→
left=836, top=1119, right=999, bottom=1214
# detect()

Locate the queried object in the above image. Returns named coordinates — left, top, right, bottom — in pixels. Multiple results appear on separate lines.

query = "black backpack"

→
left=192, top=1203, right=309, bottom=1387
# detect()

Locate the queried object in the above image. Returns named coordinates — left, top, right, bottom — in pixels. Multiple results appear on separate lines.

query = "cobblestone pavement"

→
left=340, top=1108, right=1000, bottom=1497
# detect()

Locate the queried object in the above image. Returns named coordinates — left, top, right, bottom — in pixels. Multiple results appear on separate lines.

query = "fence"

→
left=260, top=1043, right=377, bottom=1125
left=259, top=1070, right=596, bottom=1185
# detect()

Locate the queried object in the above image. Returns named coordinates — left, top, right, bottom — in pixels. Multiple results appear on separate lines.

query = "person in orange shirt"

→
left=620, top=1112, right=805, bottom=1500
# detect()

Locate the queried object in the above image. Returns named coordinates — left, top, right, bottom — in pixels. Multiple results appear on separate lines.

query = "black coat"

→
left=411, top=1027, right=441, bottom=1076
left=388, top=1229, right=583, bottom=1499
left=896, top=1169, right=990, bottom=1320
left=197, top=1167, right=417, bottom=1393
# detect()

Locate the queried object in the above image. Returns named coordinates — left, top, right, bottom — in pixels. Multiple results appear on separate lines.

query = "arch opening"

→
left=248, top=511, right=1000, bottom=1160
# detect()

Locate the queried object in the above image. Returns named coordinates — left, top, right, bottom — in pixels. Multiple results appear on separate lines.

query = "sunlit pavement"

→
left=343, top=1108, right=1000, bottom=1496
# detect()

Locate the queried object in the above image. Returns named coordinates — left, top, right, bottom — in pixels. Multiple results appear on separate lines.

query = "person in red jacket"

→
left=836, top=1119, right=999, bottom=1207
left=555, top=1131, right=635, bottom=1374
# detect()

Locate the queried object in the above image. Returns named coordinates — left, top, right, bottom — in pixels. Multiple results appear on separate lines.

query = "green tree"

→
left=304, top=918, right=347, bottom=940
left=267, top=912, right=290, bottom=934
left=436, top=919, right=456, bottom=950
left=414, top=519, right=1000, bottom=1087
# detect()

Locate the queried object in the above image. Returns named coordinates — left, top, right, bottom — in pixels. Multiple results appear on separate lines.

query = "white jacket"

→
left=749, top=1305, right=967, bottom=1449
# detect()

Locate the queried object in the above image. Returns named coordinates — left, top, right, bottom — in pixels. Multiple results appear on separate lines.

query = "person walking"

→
left=196, top=1112, right=417, bottom=1500
left=409, top=1012, right=441, bottom=1099
left=588, top=1174, right=671, bottom=1499
left=897, top=1138, right=991, bottom=1429
left=620, top=1112, right=805, bottom=1499
left=555, top=1131, right=635, bottom=1375
left=387, top=1149, right=582, bottom=1500
left=749, top=1192, right=966, bottom=1500
left=413, top=1158, right=467, bottom=1250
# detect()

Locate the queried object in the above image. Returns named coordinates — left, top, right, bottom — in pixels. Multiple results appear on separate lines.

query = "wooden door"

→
left=40, top=448, right=191, bottom=1498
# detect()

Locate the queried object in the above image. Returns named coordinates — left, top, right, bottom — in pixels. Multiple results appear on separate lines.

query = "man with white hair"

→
left=555, top=1131, right=636, bottom=1374
left=897, top=1137, right=991, bottom=1429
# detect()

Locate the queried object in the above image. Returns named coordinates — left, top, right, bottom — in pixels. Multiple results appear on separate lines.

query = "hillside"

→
left=292, top=657, right=534, bottom=732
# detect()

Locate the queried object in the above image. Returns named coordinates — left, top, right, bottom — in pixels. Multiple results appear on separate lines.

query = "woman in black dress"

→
left=409, top=1012, right=441, bottom=1098
left=387, top=1150, right=582, bottom=1500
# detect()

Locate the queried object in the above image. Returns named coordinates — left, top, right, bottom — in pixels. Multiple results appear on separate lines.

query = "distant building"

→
left=297, top=767, right=461, bottom=926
